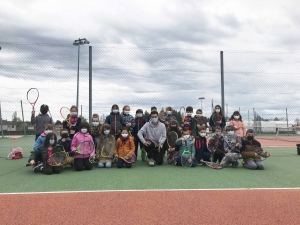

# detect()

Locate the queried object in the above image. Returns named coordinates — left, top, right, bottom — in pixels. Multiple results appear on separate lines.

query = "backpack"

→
left=6, top=147, right=23, bottom=159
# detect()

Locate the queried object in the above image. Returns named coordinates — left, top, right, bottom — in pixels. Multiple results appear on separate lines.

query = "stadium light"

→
left=73, top=38, right=90, bottom=108
left=199, top=97, right=205, bottom=109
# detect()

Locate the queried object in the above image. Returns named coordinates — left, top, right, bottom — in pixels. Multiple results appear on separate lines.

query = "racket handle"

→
left=26, top=163, right=31, bottom=167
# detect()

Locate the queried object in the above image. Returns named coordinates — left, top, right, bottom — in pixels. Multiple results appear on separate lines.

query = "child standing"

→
left=132, top=109, right=146, bottom=160
left=182, top=106, right=194, bottom=135
left=89, top=113, right=102, bottom=147
left=229, top=111, right=246, bottom=138
left=166, top=120, right=182, bottom=164
left=96, top=124, right=116, bottom=168
left=71, top=122, right=94, bottom=171
left=31, top=104, right=53, bottom=140
left=192, top=109, right=207, bottom=137
left=115, top=128, right=135, bottom=169
left=105, top=104, right=124, bottom=139
left=121, top=105, right=136, bottom=134
left=209, top=105, right=226, bottom=133
left=62, top=105, right=81, bottom=139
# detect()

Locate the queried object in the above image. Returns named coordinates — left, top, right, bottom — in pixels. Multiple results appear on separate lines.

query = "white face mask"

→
left=167, top=111, right=172, bottom=115
left=49, top=140, right=55, bottom=145
left=136, top=113, right=143, bottom=117
left=215, top=109, right=220, bottom=113
left=151, top=118, right=158, bottom=123
left=81, top=129, right=87, bottom=133
left=186, top=113, right=193, bottom=116
left=228, top=131, right=234, bottom=136
left=124, top=111, right=130, bottom=115
left=112, top=109, right=119, bottom=113
left=199, top=132, right=206, bottom=137
left=196, top=114, right=202, bottom=117
left=71, top=112, right=78, bottom=116
left=234, top=115, right=239, bottom=120
left=92, top=122, right=99, bottom=127
left=104, top=130, right=110, bottom=135
left=121, top=133, right=128, bottom=138
left=183, top=135, right=190, bottom=139
left=45, top=130, right=52, bottom=135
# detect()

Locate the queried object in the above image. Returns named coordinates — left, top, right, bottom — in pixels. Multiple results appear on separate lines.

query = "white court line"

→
left=1, top=187, right=300, bottom=195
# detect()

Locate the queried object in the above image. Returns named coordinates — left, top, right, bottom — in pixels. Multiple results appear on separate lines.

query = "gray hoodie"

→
left=137, top=121, right=166, bottom=147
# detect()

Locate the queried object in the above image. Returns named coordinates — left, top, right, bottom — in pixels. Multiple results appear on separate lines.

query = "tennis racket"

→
left=27, top=88, right=39, bottom=112
left=167, top=131, right=178, bottom=149
left=254, top=147, right=270, bottom=161
left=47, top=151, right=68, bottom=166
left=60, top=107, right=71, bottom=123
left=120, top=152, right=136, bottom=164
left=196, top=116, right=206, bottom=127
left=76, top=140, right=95, bottom=158
left=111, top=121, right=122, bottom=136
left=203, top=160, right=222, bottom=169
left=180, top=106, right=186, bottom=122
left=212, top=113, right=222, bottom=126
left=100, top=141, right=114, bottom=158
left=181, top=149, right=193, bottom=168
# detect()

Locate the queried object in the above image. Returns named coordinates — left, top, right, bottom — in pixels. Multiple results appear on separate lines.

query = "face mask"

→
left=104, top=130, right=110, bottom=135
left=41, top=110, right=47, bottom=115
left=183, top=135, right=190, bottom=139
left=234, top=116, right=239, bottom=120
left=216, top=132, right=222, bottom=136
left=92, top=122, right=99, bottom=127
left=81, top=128, right=87, bottom=133
left=45, top=130, right=52, bottom=135
left=199, top=132, right=206, bottom=137
left=136, top=113, right=143, bottom=117
left=167, top=111, right=172, bottom=115
left=49, top=140, right=55, bottom=145
left=61, top=133, right=68, bottom=139
left=121, top=134, right=128, bottom=138
left=186, top=113, right=192, bottom=116
left=228, top=131, right=234, bottom=136
left=112, top=109, right=119, bottom=113
left=71, top=112, right=78, bottom=116
left=215, top=109, right=220, bottom=113
left=247, top=136, right=254, bottom=141
left=151, top=118, right=158, bottom=123
left=124, top=111, right=130, bottom=115
left=196, top=114, right=202, bottom=117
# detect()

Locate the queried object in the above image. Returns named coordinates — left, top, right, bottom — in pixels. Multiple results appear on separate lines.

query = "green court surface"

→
left=0, top=151, right=299, bottom=193
left=0, top=135, right=299, bottom=193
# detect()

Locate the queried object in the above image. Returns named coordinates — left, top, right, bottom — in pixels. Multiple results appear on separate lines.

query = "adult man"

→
left=138, top=110, right=167, bottom=166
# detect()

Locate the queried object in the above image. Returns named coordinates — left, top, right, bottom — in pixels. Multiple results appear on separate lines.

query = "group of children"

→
left=29, top=104, right=269, bottom=175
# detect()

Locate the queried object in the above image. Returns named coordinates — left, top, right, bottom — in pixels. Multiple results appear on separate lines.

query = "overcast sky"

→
left=0, top=0, right=299, bottom=123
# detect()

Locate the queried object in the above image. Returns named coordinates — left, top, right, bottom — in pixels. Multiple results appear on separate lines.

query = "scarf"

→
left=120, top=135, right=129, bottom=144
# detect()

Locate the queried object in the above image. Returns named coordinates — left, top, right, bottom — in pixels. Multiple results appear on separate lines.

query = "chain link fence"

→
left=0, top=42, right=300, bottom=157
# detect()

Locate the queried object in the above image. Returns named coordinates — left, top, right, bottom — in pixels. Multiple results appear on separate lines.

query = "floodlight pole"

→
left=73, top=38, right=90, bottom=109
left=199, top=97, right=205, bottom=110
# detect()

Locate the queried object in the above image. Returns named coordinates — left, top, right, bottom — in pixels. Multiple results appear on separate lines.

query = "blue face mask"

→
left=92, top=122, right=99, bottom=127
left=228, top=131, right=234, bottom=136
left=151, top=118, right=158, bottom=123
left=49, top=140, right=55, bottom=145
left=112, top=109, right=119, bottom=113
left=45, top=130, right=52, bottom=135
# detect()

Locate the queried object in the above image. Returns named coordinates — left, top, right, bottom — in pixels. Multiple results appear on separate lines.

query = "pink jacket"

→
left=229, top=120, right=246, bottom=137
left=71, top=132, right=95, bottom=158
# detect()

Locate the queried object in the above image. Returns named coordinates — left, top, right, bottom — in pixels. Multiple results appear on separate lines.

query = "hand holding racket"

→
left=27, top=88, right=39, bottom=113
left=60, top=107, right=71, bottom=123
left=76, top=141, right=95, bottom=158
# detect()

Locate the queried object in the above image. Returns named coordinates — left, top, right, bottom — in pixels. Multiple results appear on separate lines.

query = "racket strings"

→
left=27, top=89, right=39, bottom=103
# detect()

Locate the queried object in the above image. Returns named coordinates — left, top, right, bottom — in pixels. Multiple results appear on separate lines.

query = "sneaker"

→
left=148, top=158, right=155, bottom=166
left=196, top=161, right=203, bottom=166
left=232, top=161, right=239, bottom=168
left=33, top=163, right=44, bottom=173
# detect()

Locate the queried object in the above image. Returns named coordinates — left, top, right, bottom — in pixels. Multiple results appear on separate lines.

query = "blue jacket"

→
left=175, top=137, right=195, bottom=158
left=33, top=133, right=47, bottom=151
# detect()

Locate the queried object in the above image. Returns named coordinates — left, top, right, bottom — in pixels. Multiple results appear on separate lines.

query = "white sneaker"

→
left=148, top=158, right=155, bottom=166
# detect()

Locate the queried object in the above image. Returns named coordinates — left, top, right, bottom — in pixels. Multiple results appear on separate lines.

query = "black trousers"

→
left=213, top=150, right=224, bottom=163
left=74, top=158, right=93, bottom=171
left=43, top=164, right=62, bottom=175
left=144, top=142, right=166, bottom=165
